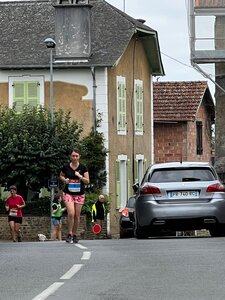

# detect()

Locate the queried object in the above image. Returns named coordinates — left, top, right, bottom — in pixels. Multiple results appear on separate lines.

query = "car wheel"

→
left=135, top=221, right=148, bottom=239
left=209, top=225, right=225, bottom=237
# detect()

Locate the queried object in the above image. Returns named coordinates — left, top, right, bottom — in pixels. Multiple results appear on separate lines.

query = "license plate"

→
left=168, top=191, right=199, bottom=199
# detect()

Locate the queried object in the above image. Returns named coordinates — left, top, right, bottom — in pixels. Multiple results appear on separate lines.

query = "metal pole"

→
left=50, top=48, right=54, bottom=126
left=49, top=48, right=54, bottom=239
left=91, top=67, right=97, bottom=133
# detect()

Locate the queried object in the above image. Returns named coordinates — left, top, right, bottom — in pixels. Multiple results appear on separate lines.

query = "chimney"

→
left=54, top=1, right=92, bottom=61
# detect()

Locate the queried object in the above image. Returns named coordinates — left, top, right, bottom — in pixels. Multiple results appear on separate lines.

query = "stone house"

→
left=153, top=81, right=215, bottom=163
left=0, top=0, right=164, bottom=236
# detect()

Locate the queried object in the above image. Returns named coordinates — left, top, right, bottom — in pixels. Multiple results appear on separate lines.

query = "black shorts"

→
left=8, top=216, right=23, bottom=224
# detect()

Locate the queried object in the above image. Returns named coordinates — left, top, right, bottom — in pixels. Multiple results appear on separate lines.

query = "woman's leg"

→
left=73, top=203, right=83, bottom=236
left=64, top=201, right=75, bottom=235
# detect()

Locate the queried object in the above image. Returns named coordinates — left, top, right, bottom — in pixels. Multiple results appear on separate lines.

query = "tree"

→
left=0, top=106, right=82, bottom=199
left=81, top=130, right=107, bottom=192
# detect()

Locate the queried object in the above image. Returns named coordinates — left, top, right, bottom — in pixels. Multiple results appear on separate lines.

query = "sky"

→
left=107, top=0, right=216, bottom=96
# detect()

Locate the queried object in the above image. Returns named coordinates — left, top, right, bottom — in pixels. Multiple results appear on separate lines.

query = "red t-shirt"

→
left=6, top=195, right=25, bottom=217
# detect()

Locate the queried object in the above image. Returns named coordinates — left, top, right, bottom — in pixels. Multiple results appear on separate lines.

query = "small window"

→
left=116, top=76, right=126, bottom=134
left=196, top=121, right=203, bottom=155
left=9, top=76, right=44, bottom=111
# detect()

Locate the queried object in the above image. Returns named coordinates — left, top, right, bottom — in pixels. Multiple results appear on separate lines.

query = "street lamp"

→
left=44, top=37, right=56, bottom=239
left=44, top=37, right=56, bottom=126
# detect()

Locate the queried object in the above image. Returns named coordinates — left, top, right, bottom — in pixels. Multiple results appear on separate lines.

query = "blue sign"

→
left=48, top=179, right=58, bottom=188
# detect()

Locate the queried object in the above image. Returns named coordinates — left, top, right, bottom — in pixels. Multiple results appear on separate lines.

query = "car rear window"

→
left=149, top=168, right=216, bottom=183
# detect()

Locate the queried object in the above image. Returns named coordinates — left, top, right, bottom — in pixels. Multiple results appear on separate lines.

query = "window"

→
left=116, top=76, right=126, bottom=134
left=134, top=154, right=145, bottom=183
left=115, top=155, right=128, bottom=209
left=196, top=121, right=203, bottom=155
left=134, top=80, right=143, bottom=134
left=9, top=76, right=44, bottom=111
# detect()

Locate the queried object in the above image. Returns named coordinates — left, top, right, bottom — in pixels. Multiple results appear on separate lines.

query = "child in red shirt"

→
left=5, top=185, right=26, bottom=242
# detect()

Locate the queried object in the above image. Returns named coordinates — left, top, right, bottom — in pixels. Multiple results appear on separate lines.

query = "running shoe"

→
left=65, top=234, right=73, bottom=243
left=73, top=235, right=78, bottom=243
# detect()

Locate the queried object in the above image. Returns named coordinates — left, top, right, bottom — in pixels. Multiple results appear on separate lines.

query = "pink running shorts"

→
left=63, top=193, right=85, bottom=205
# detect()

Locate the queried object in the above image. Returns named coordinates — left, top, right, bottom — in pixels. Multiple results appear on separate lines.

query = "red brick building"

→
left=153, top=81, right=215, bottom=163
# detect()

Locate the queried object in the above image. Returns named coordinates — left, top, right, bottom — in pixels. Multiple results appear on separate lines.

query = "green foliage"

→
left=23, top=197, right=51, bottom=216
left=81, top=130, right=108, bottom=192
left=0, top=106, right=107, bottom=203
left=0, top=105, right=82, bottom=198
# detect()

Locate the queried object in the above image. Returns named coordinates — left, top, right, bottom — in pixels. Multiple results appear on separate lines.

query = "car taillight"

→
left=120, top=208, right=129, bottom=217
left=140, top=184, right=161, bottom=195
left=206, top=183, right=225, bottom=192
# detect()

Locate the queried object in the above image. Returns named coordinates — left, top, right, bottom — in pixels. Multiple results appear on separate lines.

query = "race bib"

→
left=9, top=209, right=18, bottom=217
left=68, top=180, right=81, bottom=193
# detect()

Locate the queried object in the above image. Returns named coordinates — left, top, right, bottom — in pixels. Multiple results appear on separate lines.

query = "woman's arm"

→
left=59, top=171, right=69, bottom=184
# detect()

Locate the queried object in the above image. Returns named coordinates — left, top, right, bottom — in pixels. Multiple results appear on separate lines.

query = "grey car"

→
left=133, top=162, right=225, bottom=238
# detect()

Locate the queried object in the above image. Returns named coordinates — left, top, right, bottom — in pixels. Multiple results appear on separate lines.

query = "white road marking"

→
left=75, top=243, right=87, bottom=250
left=81, top=251, right=91, bottom=260
left=31, top=282, right=64, bottom=300
left=60, top=264, right=83, bottom=280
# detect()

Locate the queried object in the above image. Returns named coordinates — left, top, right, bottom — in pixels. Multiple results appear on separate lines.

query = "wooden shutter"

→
left=27, top=81, right=40, bottom=107
left=117, top=77, right=126, bottom=132
left=13, top=81, right=26, bottom=112
left=127, top=159, right=132, bottom=197
left=135, top=81, right=143, bottom=132
left=115, top=160, right=121, bottom=209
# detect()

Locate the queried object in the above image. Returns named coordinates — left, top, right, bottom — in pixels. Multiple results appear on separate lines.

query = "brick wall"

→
left=0, top=215, right=107, bottom=241
left=154, top=103, right=212, bottom=163
left=154, top=122, right=187, bottom=163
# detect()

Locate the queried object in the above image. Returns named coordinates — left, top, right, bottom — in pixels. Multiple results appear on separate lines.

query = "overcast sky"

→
left=107, top=0, right=215, bottom=95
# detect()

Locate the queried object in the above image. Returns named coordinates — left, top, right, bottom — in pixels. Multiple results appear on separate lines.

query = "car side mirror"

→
left=132, top=183, right=139, bottom=193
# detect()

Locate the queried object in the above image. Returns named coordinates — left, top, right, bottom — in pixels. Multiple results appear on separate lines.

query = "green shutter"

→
left=27, top=81, right=40, bottom=107
left=135, top=81, right=143, bottom=132
left=13, top=81, right=40, bottom=112
left=117, top=77, right=126, bottom=132
left=115, top=160, right=121, bottom=209
left=134, top=159, right=138, bottom=183
left=127, top=159, right=132, bottom=197
left=13, top=81, right=26, bottom=112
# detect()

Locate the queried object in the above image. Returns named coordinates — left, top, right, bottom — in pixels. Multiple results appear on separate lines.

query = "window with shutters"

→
left=9, top=76, right=44, bottom=112
left=196, top=121, right=203, bottom=155
left=115, top=155, right=128, bottom=209
left=134, top=80, right=143, bottom=135
left=116, top=76, right=126, bottom=134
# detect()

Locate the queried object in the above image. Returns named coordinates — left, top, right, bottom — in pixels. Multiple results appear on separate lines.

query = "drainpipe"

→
left=91, top=66, right=97, bottom=133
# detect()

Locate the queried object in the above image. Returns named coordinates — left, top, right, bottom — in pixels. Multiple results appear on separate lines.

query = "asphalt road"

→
left=1, top=236, right=225, bottom=300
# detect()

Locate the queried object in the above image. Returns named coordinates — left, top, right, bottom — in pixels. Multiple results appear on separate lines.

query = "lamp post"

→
left=44, top=38, right=56, bottom=126
left=44, top=37, right=56, bottom=239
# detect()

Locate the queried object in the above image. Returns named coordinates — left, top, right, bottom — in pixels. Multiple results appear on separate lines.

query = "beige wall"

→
left=107, top=36, right=153, bottom=234
left=0, top=81, right=93, bottom=136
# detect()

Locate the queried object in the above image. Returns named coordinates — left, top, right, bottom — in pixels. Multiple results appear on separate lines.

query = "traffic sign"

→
left=48, top=179, right=58, bottom=188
